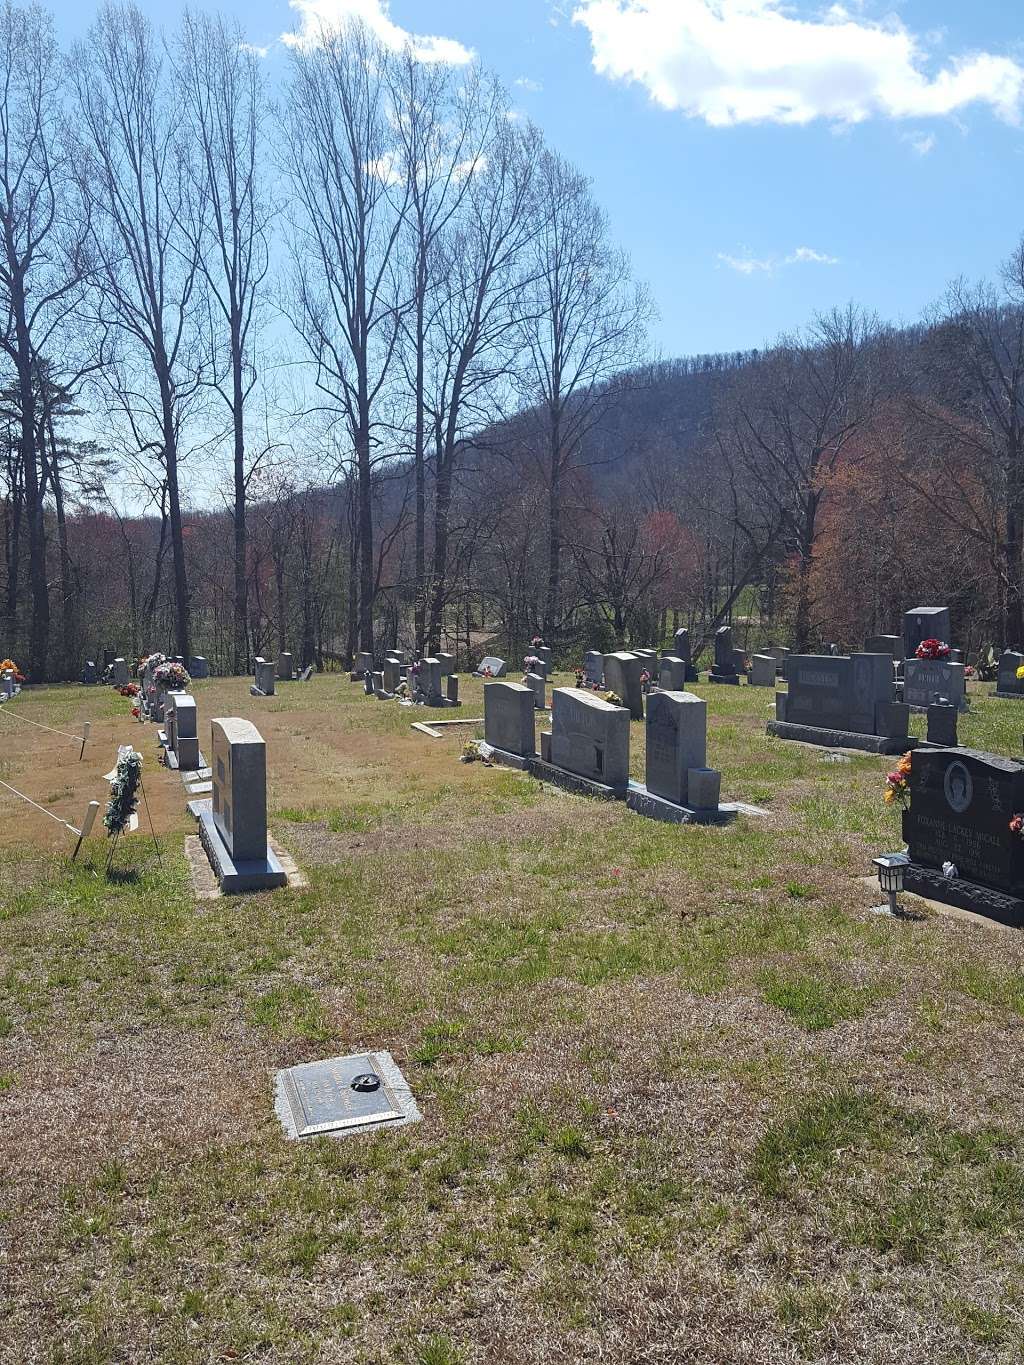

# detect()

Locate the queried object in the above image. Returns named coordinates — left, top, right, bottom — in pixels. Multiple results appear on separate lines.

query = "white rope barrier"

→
left=0, top=778, right=100, bottom=860
left=0, top=707, right=89, bottom=745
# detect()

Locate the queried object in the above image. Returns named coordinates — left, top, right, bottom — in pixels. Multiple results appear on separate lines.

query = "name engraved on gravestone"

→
left=784, top=653, right=893, bottom=734
left=282, top=1054, right=404, bottom=1138
left=903, top=658, right=965, bottom=710
left=903, top=748, right=1024, bottom=894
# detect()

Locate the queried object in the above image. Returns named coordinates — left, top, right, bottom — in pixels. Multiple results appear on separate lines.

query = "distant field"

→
left=2, top=674, right=1024, bottom=1363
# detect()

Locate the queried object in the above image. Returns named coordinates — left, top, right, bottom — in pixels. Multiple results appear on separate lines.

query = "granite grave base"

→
left=902, top=862, right=1024, bottom=929
left=625, top=781, right=738, bottom=825
left=529, top=756, right=626, bottom=800
left=767, top=719, right=918, bottom=755
left=196, top=803, right=288, bottom=892
left=485, top=745, right=534, bottom=771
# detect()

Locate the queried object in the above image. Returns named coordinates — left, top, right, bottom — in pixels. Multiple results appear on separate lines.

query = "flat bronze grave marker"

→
left=276, top=1051, right=418, bottom=1140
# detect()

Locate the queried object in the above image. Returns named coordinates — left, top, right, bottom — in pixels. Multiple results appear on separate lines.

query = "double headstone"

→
left=547, top=688, right=630, bottom=791
left=774, top=653, right=901, bottom=743
left=903, top=658, right=966, bottom=711
left=484, top=680, right=536, bottom=764
left=198, top=717, right=286, bottom=891
left=603, top=651, right=644, bottom=719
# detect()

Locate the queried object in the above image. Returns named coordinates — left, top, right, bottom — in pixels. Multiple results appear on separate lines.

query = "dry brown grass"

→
left=2, top=672, right=1024, bottom=1362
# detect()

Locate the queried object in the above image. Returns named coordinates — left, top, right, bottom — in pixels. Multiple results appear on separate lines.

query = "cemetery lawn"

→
left=5, top=675, right=1024, bottom=1364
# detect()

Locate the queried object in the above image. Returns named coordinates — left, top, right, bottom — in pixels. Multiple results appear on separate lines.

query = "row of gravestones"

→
left=251, top=653, right=315, bottom=697
left=483, top=679, right=734, bottom=824
left=83, top=655, right=210, bottom=686
left=350, top=649, right=461, bottom=707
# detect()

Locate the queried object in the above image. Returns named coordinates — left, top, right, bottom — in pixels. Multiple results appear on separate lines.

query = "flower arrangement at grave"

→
left=523, top=654, right=540, bottom=672
left=915, top=638, right=950, bottom=660
left=531, top=635, right=544, bottom=648
left=104, top=748, right=142, bottom=835
left=964, top=665, right=975, bottom=680
left=639, top=668, right=651, bottom=692
left=153, top=660, right=190, bottom=690
left=883, top=753, right=913, bottom=809
left=460, top=740, right=483, bottom=763
left=574, top=667, right=585, bottom=688
left=480, top=665, right=494, bottom=678
left=1016, top=664, right=1024, bottom=683
left=119, top=682, right=140, bottom=698
left=603, top=690, right=623, bottom=706
left=0, top=657, right=23, bottom=683
left=1010, top=814, right=1024, bottom=839
left=138, top=651, right=165, bottom=677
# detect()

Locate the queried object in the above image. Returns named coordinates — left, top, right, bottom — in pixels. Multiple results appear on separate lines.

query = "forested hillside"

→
left=0, top=2, right=1021, bottom=679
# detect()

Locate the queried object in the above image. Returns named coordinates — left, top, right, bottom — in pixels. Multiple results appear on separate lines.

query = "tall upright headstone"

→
left=111, top=658, right=129, bottom=687
left=524, top=671, right=547, bottom=710
left=277, top=651, right=294, bottom=681
left=252, top=657, right=275, bottom=696
left=643, top=691, right=707, bottom=805
left=603, top=651, right=644, bottom=720
left=484, top=681, right=536, bottom=766
left=709, top=627, right=739, bottom=684
left=659, top=656, right=687, bottom=690
left=198, top=717, right=286, bottom=891
left=903, top=607, right=951, bottom=659
left=583, top=650, right=604, bottom=686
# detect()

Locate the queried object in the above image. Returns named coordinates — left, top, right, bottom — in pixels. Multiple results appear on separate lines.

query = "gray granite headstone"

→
left=277, top=651, right=293, bottom=681
left=437, top=652, right=456, bottom=677
left=927, top=704, right=958, bottom=747
left=111, top=657, right=129, bottom=686
left=903, top=658, right=966, bottom=711
left=903, top=606, right=951, bottom=658
left=211, top=716, right=269, bottom=861
left=603, top=651, right=643, bottom=720
left=382, top=659, right=401, bottom=694
left=475, top=656, right=506, bottom=677
left=81, top=660, right=98, bottom=684
left=687, top=768, right=722, bottom=811
left=420, top=658, right=443, bottom=704
left=864, top=635, right=903, bottom=660
left=659, top=655, right=686, bottom=690
left=189, top=656, right=209, bottom=679
left=169, top=692, right=199, bottom=770
left=710, top=627, right=738, bottom=681
left=583, top=650, right=604, bottom=686
left=749, top=654, right=776, bottom=687
left=446, top=674, right=459, bottom=704
left=524, top=671, right=546, bottom=710
left=672, top=628, right=691, bottom=668
left=484, top=680, right=536, bottom=757
left=644, top=690, right=707, bottom=805
left=549, top=687, right=630, bottom=789
left=784, top=653, right=894, bottom=734
left=253, top=657, right=275, bottom=696
left=997, top=651, right=1024, bottom=697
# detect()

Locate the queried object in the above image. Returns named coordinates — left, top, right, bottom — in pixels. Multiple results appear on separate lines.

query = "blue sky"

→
left=49, top=0, right=1024, bottom=359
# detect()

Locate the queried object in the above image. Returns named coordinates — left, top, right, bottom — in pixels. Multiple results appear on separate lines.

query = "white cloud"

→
left=785, top=246, right=839, bottom=265
left=718, top=245, right=840, bottom=275
left=717, top=251, right=773, bottom=274
left=904, top=131, right=937, bottom=155
left=515, top=77, right=543, bottom=93
left=239, top=41, right=272, bottom=58
left=283, top=0, right=474, bottom=62
left=572, top=0, right=1024, bottom=127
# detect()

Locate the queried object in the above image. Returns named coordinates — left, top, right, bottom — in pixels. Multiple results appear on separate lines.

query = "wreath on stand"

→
left=104, top=747, right=142, bottom=870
